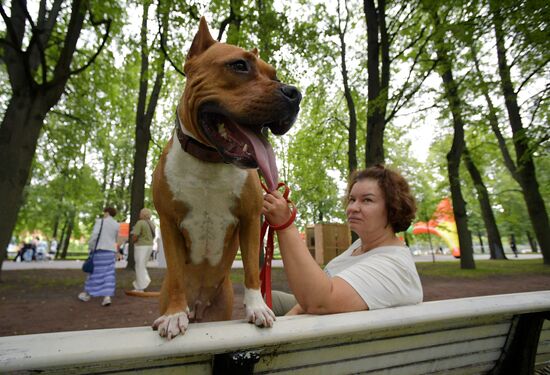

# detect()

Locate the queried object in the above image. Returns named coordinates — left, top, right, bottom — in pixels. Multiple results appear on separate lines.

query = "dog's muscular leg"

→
left=152, top=219, right=190, bottom=339
left=239, top=176, right=276, bottom=327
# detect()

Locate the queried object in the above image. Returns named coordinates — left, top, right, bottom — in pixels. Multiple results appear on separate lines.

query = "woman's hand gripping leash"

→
left=260, top=182, right=297, bottom=308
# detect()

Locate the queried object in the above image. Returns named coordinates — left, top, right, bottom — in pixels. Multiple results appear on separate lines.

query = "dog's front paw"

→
left=152, top=311, right=189, bottom=339
left=244, top=288, right=276, bottom=328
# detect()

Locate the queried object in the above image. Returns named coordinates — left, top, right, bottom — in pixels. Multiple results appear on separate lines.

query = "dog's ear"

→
left=187, top=17, right=216, bottom=61
left=250, top=48, right=259, bottom=57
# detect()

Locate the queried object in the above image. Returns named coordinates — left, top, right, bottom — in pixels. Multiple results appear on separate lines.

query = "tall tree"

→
left=0, top=0, right=111, bottom=275
left=363, top=0, right=389, bottom=166
left=489, top=0, right=550, bottom=264
left=463, top=147, right=506, bottom=259
left=337, top=0, right=358, bottom=176
left=362, top=1, right=436, bottom=167
left=11, top=25, right=133, bottom=259
left=127, top=0, right=168, bottom=270
left=430, top=7, right=475, bottom=269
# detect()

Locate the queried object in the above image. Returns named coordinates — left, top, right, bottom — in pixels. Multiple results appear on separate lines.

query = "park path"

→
left=2, top=259, right=284, bottom=270
left=2, top=253, right=542, bottom=271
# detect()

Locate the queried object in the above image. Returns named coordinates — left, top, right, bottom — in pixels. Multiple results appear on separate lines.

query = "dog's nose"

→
left=281, top=85, right=302, bottom=104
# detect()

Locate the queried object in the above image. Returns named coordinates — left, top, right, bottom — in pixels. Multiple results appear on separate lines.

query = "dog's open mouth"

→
left=199, top=109, right=280, bottom=191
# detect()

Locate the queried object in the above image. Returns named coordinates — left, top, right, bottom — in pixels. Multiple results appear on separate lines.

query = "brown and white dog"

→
left=151, top=18, right=301, bottom=339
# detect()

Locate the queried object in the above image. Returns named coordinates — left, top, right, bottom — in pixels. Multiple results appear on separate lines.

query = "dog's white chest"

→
left=165, top=138, right=248, bottom=266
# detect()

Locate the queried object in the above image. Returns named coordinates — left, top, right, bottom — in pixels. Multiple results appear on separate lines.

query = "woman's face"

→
left=346, top=178, right=389, bottom=235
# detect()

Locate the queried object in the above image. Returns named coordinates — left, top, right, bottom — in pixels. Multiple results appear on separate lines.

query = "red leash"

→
left=259, top=182, right=297, bottom=308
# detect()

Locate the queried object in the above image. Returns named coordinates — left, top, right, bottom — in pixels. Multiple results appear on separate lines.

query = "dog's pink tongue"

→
left=238, top=126, right=279, bottom=191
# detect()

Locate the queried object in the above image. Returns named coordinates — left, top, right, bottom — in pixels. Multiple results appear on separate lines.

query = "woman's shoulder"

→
left=132, top=219, right=146, bottom=230
left=371, top=245, right=409, bottom=253
left=105, top=216, right=120, bottom=227
left=356, top=245, right=409, bottom=260
left=375, top=245, right=411, bottom=254
left=366, top=245, right=415, bottom=264
left=347, top=239, right=362, bottom=253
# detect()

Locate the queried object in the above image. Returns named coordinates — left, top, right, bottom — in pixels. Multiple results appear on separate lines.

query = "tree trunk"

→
left=56, top=219, right=68, bottom=260
left=463, top=148, right=506, bottom=259
left=338, top=0, right=358, bottom=175
left=516, top=174, right=550, bottom=261
left=490, top=1, right=550, bottom=264
left=526, top=231, right=538, bottom=253
left=127, top=2, right=166, bottom=270
left=52, top=214, right=60, bottom=240
left=432, top=11, right=475, bottom=269
left=363, top=0, right=389, bottom=166
left=128, top=124, right=151, bottom=270
left=477, top=231, right=485, bottom=254
left=0, top=96, right=48, bottom=269
left=60, top=212, right=75, bottom=260
left=0, top=0, right=93, bottom=277
left=447, top=156, right=475, bottom=269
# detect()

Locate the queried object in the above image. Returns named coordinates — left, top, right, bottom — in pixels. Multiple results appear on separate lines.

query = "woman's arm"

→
left=131, top=221, right=141, bottom=243
left=285, top=304, right=305, bottom=315
left=263, top=192, right=367, bottom=314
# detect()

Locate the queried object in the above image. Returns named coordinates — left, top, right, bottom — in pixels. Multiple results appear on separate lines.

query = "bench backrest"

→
left=1, top=291, right=549, bottom=374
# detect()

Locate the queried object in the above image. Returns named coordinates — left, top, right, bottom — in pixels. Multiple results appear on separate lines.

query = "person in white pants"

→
left=131, top=208, right=156, bottom=291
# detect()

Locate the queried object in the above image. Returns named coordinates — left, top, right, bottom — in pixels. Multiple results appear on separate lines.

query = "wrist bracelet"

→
left=268, top=201, right=297, bottom=231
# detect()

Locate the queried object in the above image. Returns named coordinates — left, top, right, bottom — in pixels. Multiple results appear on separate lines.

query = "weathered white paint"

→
left=254, top=323, right=511, bottom=373
left=164, top=132, right=248, bottom=266
left=1, top=291, right=549, bottom=374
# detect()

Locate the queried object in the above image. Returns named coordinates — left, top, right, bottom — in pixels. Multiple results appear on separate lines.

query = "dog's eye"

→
left=228, top=60, right=249, bottom=72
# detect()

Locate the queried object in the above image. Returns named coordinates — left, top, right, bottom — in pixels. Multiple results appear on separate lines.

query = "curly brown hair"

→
left=103, top=206, right=117, bottom=217
left=348, top=165, right=416, bottom=232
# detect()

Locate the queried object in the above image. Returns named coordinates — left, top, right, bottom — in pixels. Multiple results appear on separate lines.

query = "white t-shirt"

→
left=324, top=239, right=423, bottom=310
left=88, top=216, right=120, bottom=252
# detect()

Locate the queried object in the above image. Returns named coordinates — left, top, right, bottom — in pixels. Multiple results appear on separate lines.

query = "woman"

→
left=131, top=208, right=156, bottom=292
left=262, top=164, right=423, bottom=316
left=78, top=207, right=120, bottom=306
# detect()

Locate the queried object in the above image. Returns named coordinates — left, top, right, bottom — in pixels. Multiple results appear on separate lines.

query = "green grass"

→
left=230, top=269, right=244, bottom=283
left=416, top=259, right=550, bottom=278
left=64, top=254, right=88, bottom=260
left=0, top=269, right=85, bottom=291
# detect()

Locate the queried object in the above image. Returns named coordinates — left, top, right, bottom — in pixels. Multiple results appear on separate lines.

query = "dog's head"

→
left=179, top=17, right=301, bottom=191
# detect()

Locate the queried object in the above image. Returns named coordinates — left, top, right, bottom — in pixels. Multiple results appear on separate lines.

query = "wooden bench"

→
left=1, top=291, right=549, bottom=374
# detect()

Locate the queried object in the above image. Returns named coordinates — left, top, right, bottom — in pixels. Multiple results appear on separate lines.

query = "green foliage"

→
left=4, top=0, right=548, bottom=251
